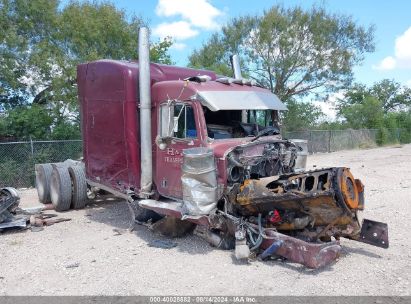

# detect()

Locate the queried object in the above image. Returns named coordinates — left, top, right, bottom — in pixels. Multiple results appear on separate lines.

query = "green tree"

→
left=3, top=104, right=53, bottom=139
left=189, top=34, right=236, bottom=76
left=0, top=0, right=173, bottom=140
left=337, top=80, right=411, bottom=145
left=339, top=79, right=411, bottom=113
left=370, top=79, right=411, bottom=112
left=0, top=0, right=60, bottom=107
left=189, top=5, right=375, bottom=102
left=0, top=115, right=6, bottom=138
left=282, top=99, right=325, bottom=131
left=339, top=96, right=384, bottom=129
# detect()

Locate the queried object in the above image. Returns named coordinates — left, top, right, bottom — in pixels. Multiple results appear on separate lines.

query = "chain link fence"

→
left=283, top=128, right=411, bottom=153
left=283, top=129, right=378, bottom=153
left=0, top=140, right=82, bottom=188
left=1, top=128, right=411, bottom=188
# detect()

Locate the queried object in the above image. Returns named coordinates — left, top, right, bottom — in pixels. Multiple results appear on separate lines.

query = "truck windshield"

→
left=203, top=108, right=280, bottom=139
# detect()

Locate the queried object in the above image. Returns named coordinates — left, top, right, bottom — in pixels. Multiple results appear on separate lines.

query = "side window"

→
left=159, top=103, right=197, bottom=139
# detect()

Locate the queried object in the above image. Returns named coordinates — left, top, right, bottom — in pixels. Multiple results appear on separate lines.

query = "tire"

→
left=35, top=163, right=53, bottom=204
left=68, top=164, right=88, bottom=209
left=50, top=165, right=72, bottom=212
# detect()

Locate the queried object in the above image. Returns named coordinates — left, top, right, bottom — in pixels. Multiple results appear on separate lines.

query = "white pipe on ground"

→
left=138, top=27, right=153, bottom=198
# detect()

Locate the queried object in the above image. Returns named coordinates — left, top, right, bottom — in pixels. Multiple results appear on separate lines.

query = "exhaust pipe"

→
left=138, top=27, right=152, bottom=198
left=230, top=54, right=247, bottom=123
left=230, top=54, right=242, bottom=80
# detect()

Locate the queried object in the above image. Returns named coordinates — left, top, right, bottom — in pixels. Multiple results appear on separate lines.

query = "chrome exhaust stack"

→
left=138, top=27, right=153, bottom=198
left=230, top=54, right=247, bottom=123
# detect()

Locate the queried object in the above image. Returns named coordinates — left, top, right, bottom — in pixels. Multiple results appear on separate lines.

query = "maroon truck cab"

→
left=77, top=60, right=216, bottom=197
left=77, top=59, right=289, bottom=200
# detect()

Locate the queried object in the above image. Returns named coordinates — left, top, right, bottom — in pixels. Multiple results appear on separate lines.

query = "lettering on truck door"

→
left=155, top=102, right=200, bottom=198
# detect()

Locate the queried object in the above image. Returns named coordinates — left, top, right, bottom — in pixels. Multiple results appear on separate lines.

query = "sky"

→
left=94, top=0, right=411, bottom=88
left=58, top=0, right=411, bottom=118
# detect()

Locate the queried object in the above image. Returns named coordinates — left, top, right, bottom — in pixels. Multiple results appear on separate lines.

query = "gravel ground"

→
left=0, top=145, right=410, bottom=296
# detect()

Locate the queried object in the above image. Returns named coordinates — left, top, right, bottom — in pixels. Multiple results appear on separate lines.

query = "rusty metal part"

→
left=29, top=214, right=71, bottom=227
left=357, top=219, right=389, bottom=249
left=338, top=168, right=359, bottom=209
left=235, top=168, right=363, bottom=236
left=355, top=179, right=365, bottom=210
left=275, top=216, right=313, bottom=230
left=259, top=229, right=342, bottom=269
left=315, top=217, right=344, bottom=241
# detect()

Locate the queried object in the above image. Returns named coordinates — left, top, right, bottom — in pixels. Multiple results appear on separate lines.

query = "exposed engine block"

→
left=226, top=140, right=298, bottom=184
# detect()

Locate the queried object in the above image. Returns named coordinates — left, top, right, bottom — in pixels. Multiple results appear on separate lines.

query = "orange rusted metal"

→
left=234, top=167, right=364, bottom=239
left=339, top=168, right=359, bottom=209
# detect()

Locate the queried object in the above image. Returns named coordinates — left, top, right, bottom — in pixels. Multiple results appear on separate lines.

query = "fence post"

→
left=328, top=130, right=331, bottom=153
left=30, top=137, right=34, bottom=157
left=309, top=130, right=313, bottom=153
left=350, top=130, right=354, bottom=149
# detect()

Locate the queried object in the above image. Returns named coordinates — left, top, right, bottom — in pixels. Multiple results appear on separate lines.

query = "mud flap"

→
left=358, top=219, right=389, bottom=249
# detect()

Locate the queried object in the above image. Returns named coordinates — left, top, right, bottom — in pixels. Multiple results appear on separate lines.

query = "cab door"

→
left=155, top=101, right=202, bottom=199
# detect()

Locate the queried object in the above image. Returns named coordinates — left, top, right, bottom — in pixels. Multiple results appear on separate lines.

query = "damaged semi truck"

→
left=35, top=28, right=388, bottom=269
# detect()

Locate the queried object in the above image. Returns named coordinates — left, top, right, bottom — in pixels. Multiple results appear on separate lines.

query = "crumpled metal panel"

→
left=181, top=148, right=218, bottom=215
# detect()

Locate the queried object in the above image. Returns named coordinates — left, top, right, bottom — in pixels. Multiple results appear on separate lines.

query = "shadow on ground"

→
left=340, top=244, right=383, bottom=259
left=84, top=194, right=214, bottom=256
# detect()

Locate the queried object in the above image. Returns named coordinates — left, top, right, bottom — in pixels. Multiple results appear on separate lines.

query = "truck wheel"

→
left=50, top=165, right=72, bottom=212
left=35, top=163, right=53, bottom=204
left=68, top=165, right=88, bottom=209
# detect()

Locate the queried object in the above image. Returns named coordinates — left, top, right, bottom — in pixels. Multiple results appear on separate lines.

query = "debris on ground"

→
left=29, top=214, right=71, bottom=227
left=0, top=187, right=20, bottom=224
left=64, top=262, right=80, bottom=269
left=0, top=187, right=70, bottom=233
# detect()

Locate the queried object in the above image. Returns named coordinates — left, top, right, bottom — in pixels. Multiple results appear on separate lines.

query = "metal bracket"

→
left=358, top=218, right=389, bottom=249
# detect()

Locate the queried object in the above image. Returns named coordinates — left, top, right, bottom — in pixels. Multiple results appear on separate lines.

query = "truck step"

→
left=139, top=199, right=210, bottom=226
